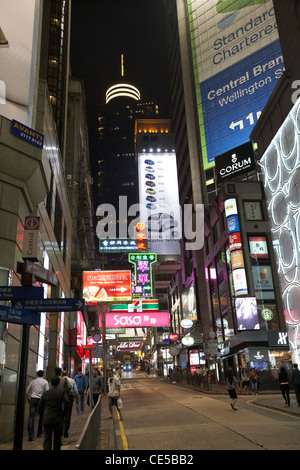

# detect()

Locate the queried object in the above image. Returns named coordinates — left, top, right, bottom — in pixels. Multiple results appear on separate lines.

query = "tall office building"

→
left=95, top=61, right=159, bottom=265
left=163, top=0, right=291, bottom=386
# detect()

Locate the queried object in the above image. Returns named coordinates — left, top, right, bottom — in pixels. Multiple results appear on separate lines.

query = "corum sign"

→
left=215, top=142, right=255, bottom=184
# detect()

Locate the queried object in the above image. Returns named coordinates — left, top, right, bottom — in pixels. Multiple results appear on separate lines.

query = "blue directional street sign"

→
left=0, top=305, right=40, bottom=325
left=0, top=286, right=44, bottom=300
left=12, top=297, right=85, bottom=312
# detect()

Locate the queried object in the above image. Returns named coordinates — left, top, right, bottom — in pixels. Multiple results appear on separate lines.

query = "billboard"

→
left=235, top=296, right=260, bottom=330
left=0, top=0, right=40, bottom=125
left=83, top=271, right=132, bottom=302
left=188, top=0, right=283, bottom=169
left=138, top=152, right=181, bottom=255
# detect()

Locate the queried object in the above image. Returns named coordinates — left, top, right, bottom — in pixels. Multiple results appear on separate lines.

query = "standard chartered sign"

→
left=188, top=0, right=283, bottom=168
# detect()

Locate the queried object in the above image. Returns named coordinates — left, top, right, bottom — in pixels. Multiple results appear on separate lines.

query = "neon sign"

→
left=128, top=253, right=157, bottom=298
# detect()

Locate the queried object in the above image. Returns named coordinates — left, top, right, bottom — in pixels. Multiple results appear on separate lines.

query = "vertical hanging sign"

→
left=128, top=253, right=157, bottom=298
left=22, top=216, right=41, bottom=262
left=225, top=199, right=248, bottom=296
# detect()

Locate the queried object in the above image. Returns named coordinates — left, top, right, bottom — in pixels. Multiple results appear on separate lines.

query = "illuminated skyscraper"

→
left=95, top=57, right=159, bottom=263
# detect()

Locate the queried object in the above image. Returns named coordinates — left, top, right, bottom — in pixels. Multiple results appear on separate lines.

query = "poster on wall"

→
left=181, top=281, right=197, bottom=321
left=232, top=268, right=248, bottom=295
left=249, top=236, right=269, bottom=258
left=252, top=265, right=275, bottom=299
left=188, top=0, right=283, bottom=169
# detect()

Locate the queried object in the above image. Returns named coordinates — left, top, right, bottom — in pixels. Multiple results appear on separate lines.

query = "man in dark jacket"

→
left=38, top=375, right=69, bottom=450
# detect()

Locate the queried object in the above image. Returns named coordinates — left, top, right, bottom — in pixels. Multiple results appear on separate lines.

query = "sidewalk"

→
left=0, top=395, right=117, bottom=451
left=0, top=404, right=93, bottom=451
left=250, top=392, right=300, bottom=418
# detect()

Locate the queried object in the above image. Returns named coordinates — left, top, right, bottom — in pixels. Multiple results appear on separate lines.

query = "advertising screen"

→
left=235, top=296, right=260, bottom=330
left=83, top=271, right=132, bottom=302
left=138, top=152, right=181, bottom=255
left=188, top=0, right=283, bottom=169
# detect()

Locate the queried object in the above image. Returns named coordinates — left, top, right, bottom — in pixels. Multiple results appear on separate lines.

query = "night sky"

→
left=70, top=0, right=171, bottom=160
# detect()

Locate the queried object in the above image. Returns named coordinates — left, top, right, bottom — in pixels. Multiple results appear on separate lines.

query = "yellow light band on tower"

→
left=121, top=54, right=124, bottom=77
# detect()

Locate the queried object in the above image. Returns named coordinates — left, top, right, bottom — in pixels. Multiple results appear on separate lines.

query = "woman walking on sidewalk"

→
left=249, top=368, right=259, bottom=395
left=226, top=368, right=241, bottom=410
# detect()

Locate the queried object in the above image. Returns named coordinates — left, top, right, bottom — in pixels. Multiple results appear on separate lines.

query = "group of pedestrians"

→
left=26, top=366, right=77, bottom=450
left=226, top=363, right=300, bottom=411
left=25, top=364, right=125, bottom=450
left=25, top=365, right=97, bottom=450
left=278, top=363, right=300, bottom=407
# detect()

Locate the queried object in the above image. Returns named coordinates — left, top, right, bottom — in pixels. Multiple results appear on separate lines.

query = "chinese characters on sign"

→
left=128, top=253, right=157, bottom=298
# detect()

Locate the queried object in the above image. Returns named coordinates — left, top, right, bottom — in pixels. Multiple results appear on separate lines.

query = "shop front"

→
left=221, top=330, right=291, bottom=390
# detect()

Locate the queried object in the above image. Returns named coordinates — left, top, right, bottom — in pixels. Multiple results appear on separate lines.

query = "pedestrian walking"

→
left=54, top=366, right=71, bottom=392
left=26, top=370, right=49, bottom=441
left=249, top=367, right=259, bottom=395
left=240, top=367, right=250, bottom=394
left=107, top=369, right=123, bottom=420
left=278, top=366, right=290, bottom=406
left=62, top=369, right=78, bottom=438
left=226, top=367, right=241, bottom=410
left=37, top=375, right=69, bottom=450
left=87, top=368, right=103, bottom=408
left=292, top=363, right=300, bottom=406
left=74, top=366, right=88, bottom=414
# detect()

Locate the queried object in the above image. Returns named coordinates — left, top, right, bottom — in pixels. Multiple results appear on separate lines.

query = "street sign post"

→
left=0, top=286, right=44, bottom=300
left=12, top=297, right=85, bottom=312
left=0, top=305, right=40, bottom=325
left=17, top=260, right=58, bottom=286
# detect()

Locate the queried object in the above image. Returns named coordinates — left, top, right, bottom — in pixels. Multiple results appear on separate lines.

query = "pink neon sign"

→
left=99, top=311, right=170, bottom=328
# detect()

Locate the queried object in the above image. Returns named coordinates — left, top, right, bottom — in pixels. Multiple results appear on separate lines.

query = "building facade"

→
left=0, top=1, right=92, bottom=442
left=250, top=0, right=300, bottom=366
left=163, top=0, right=293, bottom=385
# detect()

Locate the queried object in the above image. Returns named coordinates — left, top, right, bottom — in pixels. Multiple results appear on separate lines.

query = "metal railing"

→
left=76, top=395, right=102, bottom=450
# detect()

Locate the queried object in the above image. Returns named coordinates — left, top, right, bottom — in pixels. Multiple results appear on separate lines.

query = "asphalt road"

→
left=112, top=370, right=300, bottom=452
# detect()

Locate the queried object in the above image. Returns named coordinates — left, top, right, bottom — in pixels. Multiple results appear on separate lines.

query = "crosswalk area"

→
left=121, top=381, right=147, bottom=391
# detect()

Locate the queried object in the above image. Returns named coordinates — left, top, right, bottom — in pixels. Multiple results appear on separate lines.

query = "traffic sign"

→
left=12, top=297, right=85, bottom=312
left=17, top=260, right=58, bottom=286
left=0, top=305, right=40, bottom=325
left=0, top=286, right=44, bottom=300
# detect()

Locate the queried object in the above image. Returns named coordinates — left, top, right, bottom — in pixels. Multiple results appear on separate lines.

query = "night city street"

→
left=1, top=0, right=300, bottom=454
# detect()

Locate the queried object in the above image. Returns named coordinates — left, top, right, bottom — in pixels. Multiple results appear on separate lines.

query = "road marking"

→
left=117, top=410, right=128, bottom=450
left=247, top=400, right=300, bottom=420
